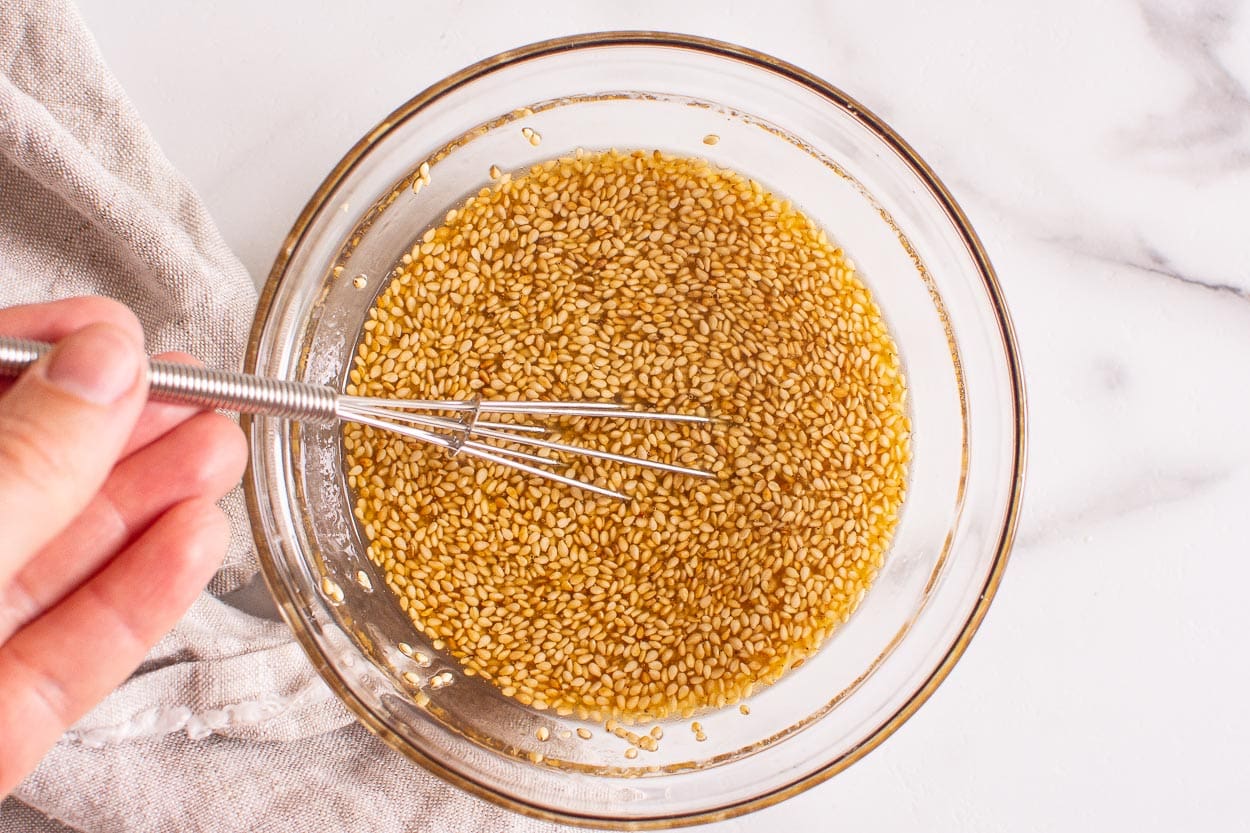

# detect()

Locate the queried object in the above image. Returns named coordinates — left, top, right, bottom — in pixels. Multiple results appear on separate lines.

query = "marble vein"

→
left=1016, top=462, right=1236, bottom=550
left=1128, top=0, right=1250, bottom=174
left=1060, top=235, right=1250, bottom=301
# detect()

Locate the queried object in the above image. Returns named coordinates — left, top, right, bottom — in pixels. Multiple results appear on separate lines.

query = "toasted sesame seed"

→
left=345, top=149, right=910, bottom=722
left=739, top=704, right=751, bottom=715
left=320, top=576, right=344, bottom=604
left=576, top=727, right=592, bottom=740
left=703, top=134, right=720, bottom=146
left=536, top=726, right=550, bottom=741
left=352, top=274, right=368, bottom=290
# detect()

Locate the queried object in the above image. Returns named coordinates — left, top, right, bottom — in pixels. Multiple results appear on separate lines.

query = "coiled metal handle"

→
left=0, top=336, right=339, bottom=424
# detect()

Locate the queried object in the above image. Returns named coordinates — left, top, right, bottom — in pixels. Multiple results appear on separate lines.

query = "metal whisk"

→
left=0, top=336, right=712, bottom=500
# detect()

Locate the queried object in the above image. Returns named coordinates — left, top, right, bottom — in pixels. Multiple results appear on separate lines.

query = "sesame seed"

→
left=703, top=134, right=720, bottom=146
left=320, top=577, right=344, bottom=604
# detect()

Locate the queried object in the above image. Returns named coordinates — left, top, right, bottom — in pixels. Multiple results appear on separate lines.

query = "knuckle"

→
left=0, top=576, right=41, bottom=641
left=191, top=414, right=249, bottom=493
left=3, top=641, right=75, bottom=730
left=83, top=578, right=148, bottom=655
left=0, top=410, right=67, bottom=490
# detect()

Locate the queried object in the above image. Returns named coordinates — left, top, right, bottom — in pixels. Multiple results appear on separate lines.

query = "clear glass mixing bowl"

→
left=244, top=33, right=1025, bottom=828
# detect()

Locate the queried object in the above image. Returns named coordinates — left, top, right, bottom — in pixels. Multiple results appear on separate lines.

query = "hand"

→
left=0, top=297, right=246, bottom=796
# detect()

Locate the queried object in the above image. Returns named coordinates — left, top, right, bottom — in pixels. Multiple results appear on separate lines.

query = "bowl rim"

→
left=244, top=30, right=1027, bottom=829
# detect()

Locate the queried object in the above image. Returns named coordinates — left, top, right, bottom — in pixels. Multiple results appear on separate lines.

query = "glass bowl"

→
left=244, top=33, right=1025, bottom=828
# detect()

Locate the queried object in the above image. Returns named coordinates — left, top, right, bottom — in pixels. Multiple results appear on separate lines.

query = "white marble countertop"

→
left=72, top=1, right=1250, bottom=830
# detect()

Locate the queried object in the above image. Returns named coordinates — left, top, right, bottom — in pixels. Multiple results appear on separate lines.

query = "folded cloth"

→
left=0, top=2, right=557, bottom=830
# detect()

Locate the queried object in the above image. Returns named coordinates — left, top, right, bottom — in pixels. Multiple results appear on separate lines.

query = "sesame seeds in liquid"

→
left=344, top=149, right=911, bottom=722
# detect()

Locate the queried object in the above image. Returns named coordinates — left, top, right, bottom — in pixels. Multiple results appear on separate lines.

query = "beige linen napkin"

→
left=0, top=2, right=558, bottom=830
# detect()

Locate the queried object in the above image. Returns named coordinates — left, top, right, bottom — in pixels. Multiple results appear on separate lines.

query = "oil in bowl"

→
left=344, top=148, right=910, bottom=723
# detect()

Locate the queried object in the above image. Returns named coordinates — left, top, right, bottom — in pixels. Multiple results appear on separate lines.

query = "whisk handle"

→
left=0, top=336, right=338, bottom=423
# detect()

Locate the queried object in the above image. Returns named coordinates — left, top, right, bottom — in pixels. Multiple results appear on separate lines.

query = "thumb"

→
left=0, top=323, right=147, bottom=580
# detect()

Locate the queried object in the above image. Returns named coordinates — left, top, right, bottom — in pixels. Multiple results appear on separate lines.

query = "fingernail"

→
left=44, top=325, right=142, bottom=405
